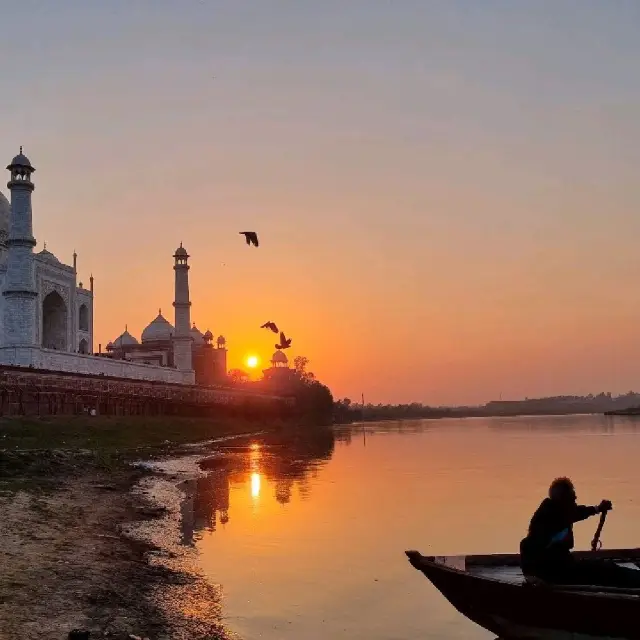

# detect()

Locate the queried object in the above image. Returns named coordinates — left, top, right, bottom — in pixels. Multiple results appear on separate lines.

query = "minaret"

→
left=172, top=243, right=193, bottom=372
left=2, top=148, right=37, bottom=347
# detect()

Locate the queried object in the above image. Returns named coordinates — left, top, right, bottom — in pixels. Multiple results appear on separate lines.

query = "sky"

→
left=1, top=1, right=640, bottom=405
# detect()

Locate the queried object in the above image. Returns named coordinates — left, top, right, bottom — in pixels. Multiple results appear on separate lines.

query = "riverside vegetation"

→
left=0, top=362, right=335, bottom=639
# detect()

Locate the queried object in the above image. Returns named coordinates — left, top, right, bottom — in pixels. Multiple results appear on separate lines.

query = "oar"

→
left=591, top=509, right=608, bottom=552
left=551, top=582, right=640, bottom=596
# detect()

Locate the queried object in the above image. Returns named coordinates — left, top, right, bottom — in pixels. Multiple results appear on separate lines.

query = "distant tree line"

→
left=333, top=391, right=640, bottom=423
left=333, top=400, right=461, bottom=423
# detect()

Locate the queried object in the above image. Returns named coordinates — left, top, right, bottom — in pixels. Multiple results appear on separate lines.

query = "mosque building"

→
left=0, top=149, right=226, bottom=385
left=104, top=305, right=228, bottom=386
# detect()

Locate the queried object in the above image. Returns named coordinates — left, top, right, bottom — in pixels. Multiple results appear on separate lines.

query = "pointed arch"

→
left=42, top=291, right=67, bottom=350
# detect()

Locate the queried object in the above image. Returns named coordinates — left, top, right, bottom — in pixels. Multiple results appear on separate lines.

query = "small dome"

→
left=174, top=243, right=188, bottom=257
left=113, top=330, right=138, bottom=347
left=272, top=349, right=288, bottom=364
left=8, top=150, right=33, bottom=170
left=191, top=323, right=204, bottom=344
left=141, top=310, right=174, bottom=343
left=217, top=335, right=226, bottom=346
left=203, top=329, right=214, bottom=342
left=106, top=341, right=114, bottom=350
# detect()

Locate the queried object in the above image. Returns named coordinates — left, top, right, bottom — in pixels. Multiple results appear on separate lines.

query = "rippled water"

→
left=180, top=415, right=640, bottom=639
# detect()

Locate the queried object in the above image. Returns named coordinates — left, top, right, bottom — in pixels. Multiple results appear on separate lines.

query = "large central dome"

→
left=142, top=311, right=174, bottom=343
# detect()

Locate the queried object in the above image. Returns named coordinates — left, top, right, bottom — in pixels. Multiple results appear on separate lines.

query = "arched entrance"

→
left=42, top=291, right=67, bottom=350
left=78, top=338, right=89, bottom=354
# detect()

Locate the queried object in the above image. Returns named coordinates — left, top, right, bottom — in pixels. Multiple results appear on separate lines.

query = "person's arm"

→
left=571, top=504, right=598, bottom=523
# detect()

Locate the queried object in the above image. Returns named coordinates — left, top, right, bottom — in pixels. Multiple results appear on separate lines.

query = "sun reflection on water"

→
left=251, top=472, right=261, bottom=499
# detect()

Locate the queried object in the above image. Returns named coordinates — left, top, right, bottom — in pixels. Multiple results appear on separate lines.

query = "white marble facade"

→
left=0, top=156, right=94, bottom=356
left=0, top=149, right=194, bottom=385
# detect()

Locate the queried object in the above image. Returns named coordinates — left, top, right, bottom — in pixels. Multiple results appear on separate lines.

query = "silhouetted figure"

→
left=240, top=231, right=259, bottom=247
left=520, top=477, right=640, bottom=588
left=261, top=321, right=279, bottom=333
left=68, top=631, right=90, bottom=640
left=275, top=331, right=292, bottom=349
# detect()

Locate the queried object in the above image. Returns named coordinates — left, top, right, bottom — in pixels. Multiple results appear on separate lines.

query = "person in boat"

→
left=520, top=477, right=640, bottom=588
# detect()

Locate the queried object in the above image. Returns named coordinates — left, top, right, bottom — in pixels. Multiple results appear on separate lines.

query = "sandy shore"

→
left=0, top=434, right=251, bottom=640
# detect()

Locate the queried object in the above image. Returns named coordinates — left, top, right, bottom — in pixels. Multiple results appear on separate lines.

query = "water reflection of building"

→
left=180, top=469, right=231, bottom=544
left=193, top=471, right=231, bottom=531
left=275, top=477, right=293, bottom=504
left=183, top=429, right=337, bottom=537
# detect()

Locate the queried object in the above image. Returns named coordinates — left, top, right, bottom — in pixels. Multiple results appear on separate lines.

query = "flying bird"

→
left=240, top=231, right=259, bottom=247
left=275, top=331, right=292, bottom=350
left=261, top=321, right=279, bottom=334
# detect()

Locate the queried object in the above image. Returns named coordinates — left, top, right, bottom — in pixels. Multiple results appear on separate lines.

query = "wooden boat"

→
left=406, top=548, right=640, bottom=639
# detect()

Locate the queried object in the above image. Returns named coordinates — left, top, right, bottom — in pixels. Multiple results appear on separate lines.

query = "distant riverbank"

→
left=604, top=407, right=640, bottom=416
left=0, top=415, right=311, bottom=639
left=334, top=407, right=607, bottom=424
left=334, top=396, right=640, bottom=423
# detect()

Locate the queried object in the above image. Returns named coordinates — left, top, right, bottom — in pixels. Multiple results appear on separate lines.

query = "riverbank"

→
left=604, top=407, right=640, bottom=416
left=0, top=415, right=289, bottom=639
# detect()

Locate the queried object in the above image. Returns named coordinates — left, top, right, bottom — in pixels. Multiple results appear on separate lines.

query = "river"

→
left=179, top=415, right=640, bottom=639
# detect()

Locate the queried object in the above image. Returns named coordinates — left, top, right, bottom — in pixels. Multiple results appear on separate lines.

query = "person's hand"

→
left=597, top=499, right=613, bottom=513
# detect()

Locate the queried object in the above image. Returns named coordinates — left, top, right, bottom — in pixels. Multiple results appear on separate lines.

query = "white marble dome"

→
left=141, top=311, right=174, bottom=343
left=9, top=151, right=33, bottom=168
left=190, top=324, right=204, bottom=345
left=37, top=247, right=61, bottom=263
left=113, top=330, right=139, bottom=347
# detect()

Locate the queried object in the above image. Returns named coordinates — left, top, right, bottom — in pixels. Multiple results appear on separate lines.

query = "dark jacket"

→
left=520, top=498, right=597, bottom=576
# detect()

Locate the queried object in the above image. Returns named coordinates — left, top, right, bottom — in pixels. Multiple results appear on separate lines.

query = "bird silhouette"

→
left=240, top=231, right=259, bottom=247
left=275, top=331, right=292, bottom=349
left=261, top=321, right=279, bottom=334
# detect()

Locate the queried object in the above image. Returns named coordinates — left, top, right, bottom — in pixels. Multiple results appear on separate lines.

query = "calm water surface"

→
left=183, top=415, right=640, bottom=639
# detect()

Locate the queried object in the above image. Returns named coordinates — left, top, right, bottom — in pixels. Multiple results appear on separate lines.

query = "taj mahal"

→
left=0, top=149, right=227, bottom=386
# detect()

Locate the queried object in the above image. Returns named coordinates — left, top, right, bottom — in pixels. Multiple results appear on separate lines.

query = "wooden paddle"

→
left=591, top=509, right=608, bottom=552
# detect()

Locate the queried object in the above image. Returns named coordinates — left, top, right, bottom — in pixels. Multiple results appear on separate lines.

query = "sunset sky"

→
left=1, top=1, right=640, bottom=405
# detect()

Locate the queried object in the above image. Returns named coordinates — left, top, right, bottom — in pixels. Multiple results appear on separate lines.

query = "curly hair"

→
left=549, top=476, right=575, bottom=500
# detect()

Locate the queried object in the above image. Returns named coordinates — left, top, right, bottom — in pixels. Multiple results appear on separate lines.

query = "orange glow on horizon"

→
left=10, top=3, right=640, bottom=407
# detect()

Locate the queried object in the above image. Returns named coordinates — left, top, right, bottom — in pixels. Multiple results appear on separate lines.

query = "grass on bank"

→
left=0, top=415, right=284, bottom=492
left=0, top=415, right=279, bottom=453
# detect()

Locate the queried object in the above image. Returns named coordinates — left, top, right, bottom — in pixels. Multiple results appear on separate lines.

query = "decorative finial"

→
left=19, top=146, right=22, bottom=154
left=43, top=241, right=46, bottom=250
left=158, top=307, right=162, bottom=315
left=180, top=242, right=183, bottom=248
left=125, top=324, right=128, bottom=332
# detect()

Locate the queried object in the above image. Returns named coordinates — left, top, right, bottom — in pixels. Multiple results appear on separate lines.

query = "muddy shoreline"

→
left=0, top=432, right=256, bottom=640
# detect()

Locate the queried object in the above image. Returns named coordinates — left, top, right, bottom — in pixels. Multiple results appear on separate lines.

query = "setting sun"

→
left=246, top=355, right=259, bottom=369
